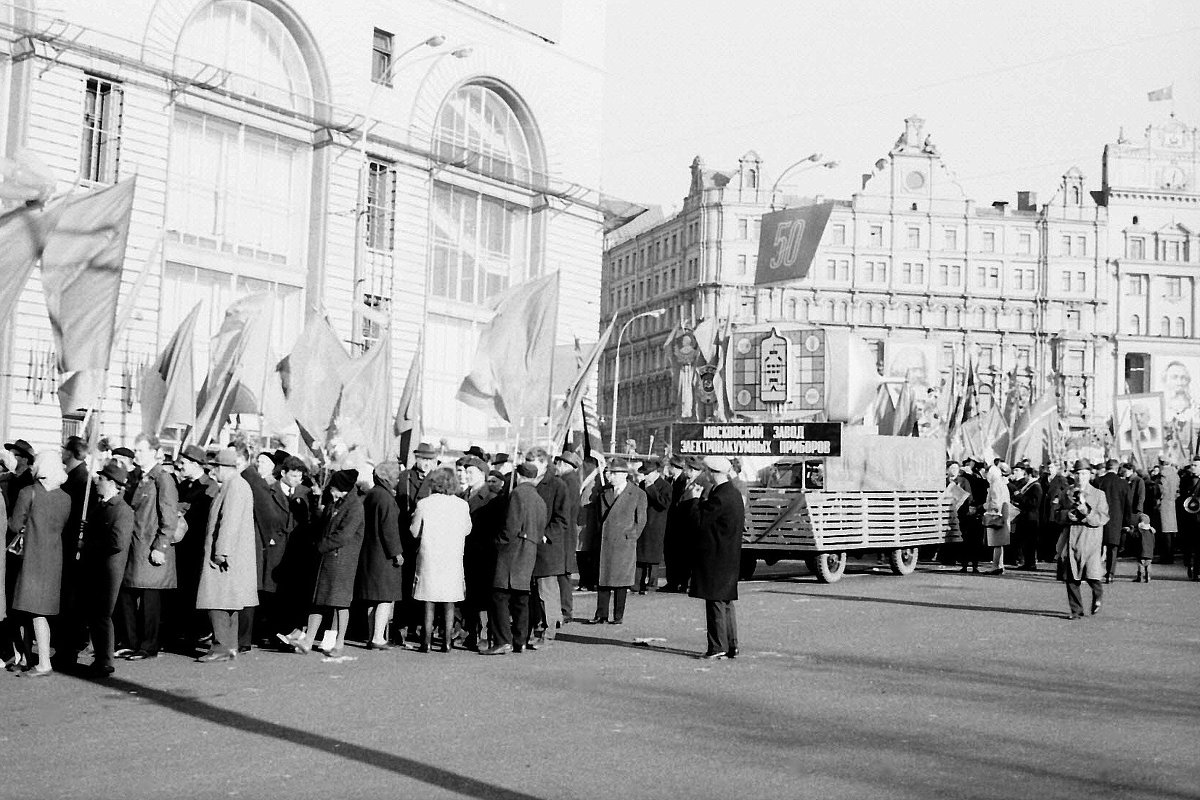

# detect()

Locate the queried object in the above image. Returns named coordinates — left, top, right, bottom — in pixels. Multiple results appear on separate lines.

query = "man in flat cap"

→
left=80, top=462, right=134, bottom=677
left=690, top=455, right=744, bottom=659
left=395, top=442, right=437, bottom=643
left=195, top=448, right=259, bottom=662
left=636, top=456, right=671, bottom=594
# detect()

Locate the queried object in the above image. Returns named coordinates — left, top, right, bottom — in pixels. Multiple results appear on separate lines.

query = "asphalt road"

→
left=2, top=558, right=1198, bottom=800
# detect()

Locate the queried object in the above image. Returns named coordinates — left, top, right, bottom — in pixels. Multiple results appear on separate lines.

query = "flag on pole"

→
left=1148, top=85, right=1173, bottom=102
left=958, top=406, right=1010, bottom=463
left=0, top=206, right=52, bottom=326
left=394, top=336, right=423, bottom=466
left=457, top=272, right=560, bottom=423
left=278, top=313, right=352, bottom=443
left=1008, top=393, right=1058, bottom=465
left=335, top=336, right=393, bottom=463
left=40, top=178, right=136, bottom=411
left=891, top=382, right=920, bottom=436
left=193, top=293, right=274, bottom=445
left=141, top=302, right=201, bottom=435
left=551, top=316, right=617, bottom=449
left=874, top=385, right=896, bottom=435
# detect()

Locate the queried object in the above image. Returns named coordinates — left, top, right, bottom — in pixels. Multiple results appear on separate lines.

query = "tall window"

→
left=829, top=224, right=846, bottom=245
left=365, top=159, right=396, bottom=251
left=981, top=231, right=996, bottom=252
left=737, top=219, right=749, bottom=239
left=868, top=225, right=883, bottom=247
left=907, top=227, right=920, bottom=249
left=431, top=185, right=531, bottom=303
left=1125, top=353, right=1148, bottom=393
left=80, top=75, right=123, bottom=183
left=1018, top=231, right=1032, bottom=255
left=1129, top=314, right=1141, bottom=334
left=435, top=83, right=534, bottom=183
left=943, top=229, right=957, bottom=250
left=1129, top=237, right=1145, bottom=260
left=1126, top=274, right=1148, bottom=295
left=371, top=29, right=394, bottom=85
left=1166, top=277, right=1183, bottom=298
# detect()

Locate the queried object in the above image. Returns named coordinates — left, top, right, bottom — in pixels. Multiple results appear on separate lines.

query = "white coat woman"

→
left=983, top=463, right=1013, bottom=575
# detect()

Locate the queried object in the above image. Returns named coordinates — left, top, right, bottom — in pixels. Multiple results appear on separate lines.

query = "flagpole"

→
left=544, top=272, right=561, bottom=456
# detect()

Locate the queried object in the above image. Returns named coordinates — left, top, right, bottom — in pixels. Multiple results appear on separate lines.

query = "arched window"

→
left=1174, top=317, right=1186, bottom=337
left=163, top=0, right=320, bottom=392
left=1130, top=314, right=1141, bottom=334
left=1071, top=186, right=1081, bottom=205
left=746, top=168, right=758, bottom=189
left=1161, top=317, right=1171, bottom=336
left=435, top=84, right=534, bottom=183
left=975, top=308, right=986, bottom=329
left=786, top=298, right=797, bottom=319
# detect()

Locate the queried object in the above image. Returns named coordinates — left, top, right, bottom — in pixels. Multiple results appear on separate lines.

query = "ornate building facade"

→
left=0, top=0, right=604, bottom=453
left=601, top=116, right=1147, bottom=451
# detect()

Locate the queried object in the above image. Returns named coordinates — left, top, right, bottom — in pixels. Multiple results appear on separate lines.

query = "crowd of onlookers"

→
left=1, top=434, right=746, bottom=679
left=946, top=454, right=1198, bottom=617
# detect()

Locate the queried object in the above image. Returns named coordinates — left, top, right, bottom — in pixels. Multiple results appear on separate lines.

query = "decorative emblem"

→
left=759, top=327, right=790, bottom=403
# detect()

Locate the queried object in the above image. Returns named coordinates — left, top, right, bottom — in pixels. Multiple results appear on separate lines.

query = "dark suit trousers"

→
left=705, top=600, right=738, bottom=654
left=1065, top=578, right=1102, bottom=617
left=237, top=606, right=254, bottom=649
left=1104, top=545, right=1120, bottom=578
left=116, top=587, right=162, bottom=654
left=556, top=573, right=574, bottom=620
left=595, top=587, right=627, bottom=622
left=489, top=588, right=529, bottom=648
left=86, top=577, right=123, bottom=669
left=208, top=610, right=239, bottom=655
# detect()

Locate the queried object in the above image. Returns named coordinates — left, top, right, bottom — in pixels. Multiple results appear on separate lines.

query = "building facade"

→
left=599, top=116, right=1172, bottom=452
left=0, top=0, right=604, bottom=454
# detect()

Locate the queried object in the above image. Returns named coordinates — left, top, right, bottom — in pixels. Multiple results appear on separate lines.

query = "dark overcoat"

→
left=597, top=483, right=647, bottom=588
left=464, top=484, right=502, bottom=605
left=688, top=481, right=745, bottom=602
left=1126, top=474, right=1146, bottom=516
left=9, top=482, right=71, bottom=615
left=559, top=469, right=581, bottom=574
left=636, top=475, right=672, bottom=565
left=275, top=484, right=317, bottom=610
left=174, top=474, right=220, bottom=598
left=533, top=473, right=569, bottom=578
left=493, top=482, right=545, bottom=591
left=124, top=465, right=180, bottom=590
left=1094, top=472, right=1131, bottom=547
left=62, top=461, right=90, bottom=556
left=312, top=490, right=365, bottom=608
left=355, top=484, right=404, bottom=602
left=81, top=494, right=134, bottom=615
left=0, top=491, right=6, bottom=621
left=257, top=481, right=308, bottom=593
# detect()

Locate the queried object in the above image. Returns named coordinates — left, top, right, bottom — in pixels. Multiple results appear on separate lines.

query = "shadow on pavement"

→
left=64, top=673, right=544, bottom=800
left=764, top=589, right=1066, bottom=619
left=555, top=631, right=700, bottom=659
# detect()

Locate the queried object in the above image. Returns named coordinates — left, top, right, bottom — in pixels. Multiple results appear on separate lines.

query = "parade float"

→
left=674, top=325, right=950, bottom=583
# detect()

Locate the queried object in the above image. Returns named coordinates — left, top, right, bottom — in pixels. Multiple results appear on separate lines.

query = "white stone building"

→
left=0, top=0, right=605, bottom=454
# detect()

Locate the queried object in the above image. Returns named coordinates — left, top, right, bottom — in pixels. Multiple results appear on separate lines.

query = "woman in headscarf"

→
left=355, top=462, right=403, bottom=649
left=290, top=469, right=364, bottom=657
left=983, top=463, right=1013, bottom=576
left=411, top=467, right=472, bottom=652
left=7, top=452, right=72, bottom=676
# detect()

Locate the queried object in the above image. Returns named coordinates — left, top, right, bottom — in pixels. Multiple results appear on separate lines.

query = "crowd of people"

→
left=946, top=454, right=1200, bottom=617
left=1, top=434, right=746, bottom=679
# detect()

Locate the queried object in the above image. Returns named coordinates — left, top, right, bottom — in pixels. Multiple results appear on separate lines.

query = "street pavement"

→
left=2, top=557, right=1198, bottom=800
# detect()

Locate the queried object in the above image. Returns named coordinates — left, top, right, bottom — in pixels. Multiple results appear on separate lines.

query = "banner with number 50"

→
left=754, top=201, right=835, bottom=285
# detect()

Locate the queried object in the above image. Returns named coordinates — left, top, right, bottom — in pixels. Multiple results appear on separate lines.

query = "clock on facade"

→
left=905, top=170, right=926, bottom=191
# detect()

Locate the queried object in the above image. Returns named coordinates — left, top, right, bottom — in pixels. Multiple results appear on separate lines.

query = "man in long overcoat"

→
left=1156, top=458, right=1180, bottom=565
left=1039, top=461, right=1070, bottom=563
left=552, top=452, right=582, bottom=622
left=689, top=455, right=745, bottom=659
left=484, top=463, right=545, bottom=655
left=80, top=462, right=134, bottom=677
left=462, top=459, right=501, bottom=651
left=256, top=455, right=310, bottom=645
left=1010, top=464, right=1043, bottom=571
left=636, top=456, right=671, bottom=593
left=356, top=462, right=404, bottom=649
left=173, top=445, right=220, bottom=647
left=117, top=433, right=180, bottom=660
left=529, top=448, right=569, bottom=644
left=1093, top=458, right=1131, bottom=582
left=195, top=448, right=259, bottom=662
left=1055, top=459, right=1110, bottom=619
left=395, top=442, right=436, bottom=641
left=588, top=458, right=646, bottom=625
left=55, top=435, right=91, bottom=666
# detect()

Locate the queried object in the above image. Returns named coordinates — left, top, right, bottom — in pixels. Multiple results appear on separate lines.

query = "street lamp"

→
left=610, top=308, right=667, bottom=452
left=769, top=153, right=839, bottom=210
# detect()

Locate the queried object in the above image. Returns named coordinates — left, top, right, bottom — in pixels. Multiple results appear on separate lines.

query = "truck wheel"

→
left=739, top=554, right=757, bottom=580
left=888, top=547, right=919, bottom=576
left=814, top=552, right=846, bottom=583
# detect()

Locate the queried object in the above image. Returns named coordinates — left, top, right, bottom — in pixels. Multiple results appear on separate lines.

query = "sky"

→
left=600, top=0, right=1200, bottom=213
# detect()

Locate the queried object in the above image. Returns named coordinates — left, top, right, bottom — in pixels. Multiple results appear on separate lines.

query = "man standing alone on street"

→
left=195, top=448, right=259, bottom=662
left=690, top=455, right=745, bottom=660
left=1055, top=459, right=1110, bottom=620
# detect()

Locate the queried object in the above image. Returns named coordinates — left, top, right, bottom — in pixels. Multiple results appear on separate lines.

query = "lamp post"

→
left=769, top=153, right=839, bottom=210
left=609, top=308, right=667, bottom=452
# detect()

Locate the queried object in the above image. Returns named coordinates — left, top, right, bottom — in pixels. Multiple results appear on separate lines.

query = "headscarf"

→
left=32, top=451, right=68, bottom=492
left=373, top=461, right=401, bottom=493
left=985, top=464, right=1010, bottom=509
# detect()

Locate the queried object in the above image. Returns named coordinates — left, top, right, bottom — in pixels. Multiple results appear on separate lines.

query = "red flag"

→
left=141, top=302, right=201, bottom=435
left=193, top=293, right=274, bottom=445
left=40, top=178, right=136, bottom=411
left=0, top=206, right=52, bottom=325
left=551, top=316, right=617, bottom=448
left=457, top=272, right=560, bottom=423
left=279, top=313, right=351, bottom=443
left=393, top=335, right=423, bottom=465
left=335, top=336, right=392, bottom=463
left=1009, top=393, right=1058, bottom=465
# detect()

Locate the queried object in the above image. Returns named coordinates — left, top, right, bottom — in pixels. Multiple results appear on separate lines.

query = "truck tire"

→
left=888, top=547, right=919, bottom=576
left=739, top=554, right=757, bottom=580
left=814, top=552, right=846, bottom=583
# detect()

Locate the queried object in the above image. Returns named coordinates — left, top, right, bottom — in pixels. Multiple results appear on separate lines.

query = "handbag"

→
left=5, top=529, right=24, bottom=557
left=982, top=512, right=1004, bottom=528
